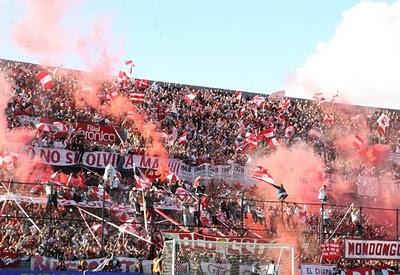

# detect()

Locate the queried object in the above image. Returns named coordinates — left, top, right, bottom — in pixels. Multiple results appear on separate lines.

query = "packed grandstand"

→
left=1, top=58, right=400, bottom=274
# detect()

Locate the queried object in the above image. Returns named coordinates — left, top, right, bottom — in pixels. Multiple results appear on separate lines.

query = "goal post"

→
left=161, top=239, right=295, bottom=275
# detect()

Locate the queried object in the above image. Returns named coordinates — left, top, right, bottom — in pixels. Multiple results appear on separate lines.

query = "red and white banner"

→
left=0, top=193, right=180, bottom=211
left=82, top=151, right=118, bottom=168
left=122, top=154, right=182, bottom=174
left=31, top=255, right=152, bottom=273
left=24, top=147, right=117, bottom=168
left=75, top=122, right=122, bottom=145
left=162, top=231, right=273, bottom=256
left=345, top=239, right=400, bottom=260
left=345, top=268, right=396, bottom=275
left=25, top=146, right=78, bottom=166
left=300, top=264, right=336, bottom=275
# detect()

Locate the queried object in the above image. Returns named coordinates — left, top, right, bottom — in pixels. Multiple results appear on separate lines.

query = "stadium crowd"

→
left=1, top=59, right=400, bottom=272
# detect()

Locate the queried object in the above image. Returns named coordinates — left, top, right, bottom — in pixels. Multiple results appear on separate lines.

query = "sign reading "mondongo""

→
left=345, top=239, right=400, bottom=260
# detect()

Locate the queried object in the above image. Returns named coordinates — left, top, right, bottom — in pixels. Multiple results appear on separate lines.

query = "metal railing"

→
left=0, top=180, right=398, bottom=257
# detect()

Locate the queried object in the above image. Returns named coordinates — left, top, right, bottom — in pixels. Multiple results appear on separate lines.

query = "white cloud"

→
left=285, top=0, right=400, bottom=109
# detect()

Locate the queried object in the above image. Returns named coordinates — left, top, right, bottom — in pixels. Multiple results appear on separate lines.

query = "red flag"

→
left=377, top=113, right=390, bottom=136
left=35, top=71, right=54, bottom=90
left=234, top=91, right=242, bottom=101
left=277, top=98, right=290, bottom=112
left=320, top=242, right=341, bottom=260
left=117, top=71, right=129, bottom=83
left=134, top=78, right=149, bottom=89
left=257, top=128, right=274, bottom=141
left=237, top=132, right=258, bottom=151
left=252, top=95, right=265, bottom=107
left=252, top=166, right=274, bottom=184
left=184, top=93, right=197, bottom=104
left=125, top=60, right=135, bottom=74
left=129, top=90, right=145, bottom=103
left=323, top=113, right=334, bottom=124
left=178, top=131, right=189, bottom=145
left=284, top=125, right=295, bottom=137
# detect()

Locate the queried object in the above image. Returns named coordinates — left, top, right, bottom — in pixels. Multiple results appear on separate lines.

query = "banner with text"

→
left=345, top=239, right=400, bottom=260
left=76, top=122, right=123, bottom=145
left=162, top=231, right=279, bottom=256
left=300, top=264, right=336, bottom=275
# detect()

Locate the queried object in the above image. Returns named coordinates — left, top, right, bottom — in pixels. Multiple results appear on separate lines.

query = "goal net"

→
left=161, top=239, right=295, bottom=275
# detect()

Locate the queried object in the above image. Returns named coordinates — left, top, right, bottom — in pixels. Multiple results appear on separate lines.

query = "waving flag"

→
left=277, top=98, right=290, bottom=112
left=323, top=114, right=334, bottom=125
left=117, top=71, right=129, bottom=83
left=284, top=125, right=295, bottom=137
left=268, top=90, right=285, bottom=102
left=125, top=60, right=135, bottom=74
left=257, top=128, right=274, bottom=141
left=234, top=91, right=242, bottom=101
left=35, top=71, right=54, bottom=90
left=129, top=90, right=145, bottom=103
left=252, top=96, right=265, bottom=107
left=320, top=242, right=341, bottom=260
left=134, top=168, right=152, bottom=190
left=252, top=166, right=274, bottom=184
left=134, top=79, right=149, bottom=89
left=177, top=131, right=189, bottom=145
left=184, top=93, right=197, bottom=104
left=377, top=113, right=390, bottom=136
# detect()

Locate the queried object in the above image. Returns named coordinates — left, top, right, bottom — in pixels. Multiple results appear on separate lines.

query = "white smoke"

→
left=285, top=0, right=400, bottom=109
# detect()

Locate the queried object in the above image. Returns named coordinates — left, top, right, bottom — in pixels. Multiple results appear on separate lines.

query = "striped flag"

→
left=129, top=90, right=145, bottom=103
left=320, top=242, right=341, bottom=260
left=35, top=71, right=54, bottom=90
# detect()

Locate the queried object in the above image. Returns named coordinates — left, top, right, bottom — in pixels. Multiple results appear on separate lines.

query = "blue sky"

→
left=0, top=0, right=395, bottom=96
